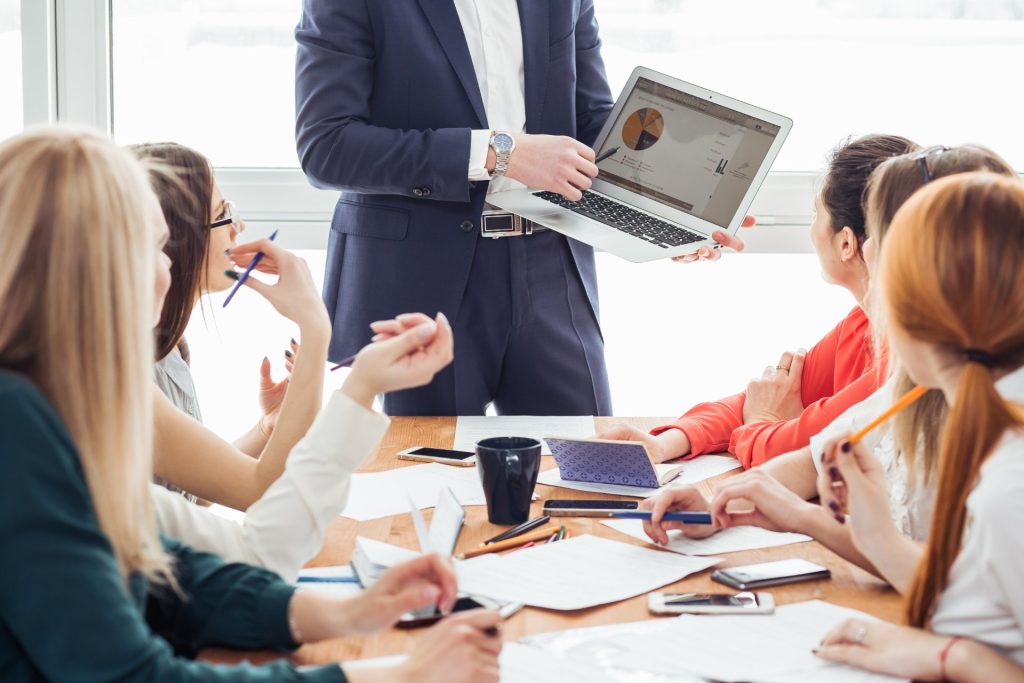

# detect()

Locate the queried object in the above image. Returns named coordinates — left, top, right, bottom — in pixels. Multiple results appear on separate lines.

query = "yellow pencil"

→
left=848, top=385, right=928, bottom=446
left=456, top=525, right=561, bottom=559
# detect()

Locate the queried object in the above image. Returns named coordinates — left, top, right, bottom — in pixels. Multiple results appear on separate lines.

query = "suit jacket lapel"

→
left=517, top=0, right=549, bottom=134
left=416, top=0, right=488, bottom=127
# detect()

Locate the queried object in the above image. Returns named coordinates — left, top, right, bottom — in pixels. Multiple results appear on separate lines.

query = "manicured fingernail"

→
left=828, top=500, right=839, bottom=512
left=841, top=441, right=851, bottom=453
left=834, top=513, right=845, bottom=524
left=290, top=338, right=297, bottom=345
left=811, top=648, right=820, bottom=655
left=223, top=270, right=239, bottom=280
left=829, top=466, right=841, bottom=479
left=284, top=350, right=294, bottom=358
left=224, top=249, right=231, bottom=256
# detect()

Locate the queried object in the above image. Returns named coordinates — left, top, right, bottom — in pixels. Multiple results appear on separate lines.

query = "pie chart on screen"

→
left=621, top=107, right=664, bottom=151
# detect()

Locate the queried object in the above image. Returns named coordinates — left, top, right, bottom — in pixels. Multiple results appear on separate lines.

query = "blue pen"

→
left=223, top=229, right=279, bottom=307
left=611, top=510, right=713, bottom=524
left=296, top=576, right=360, bottom=584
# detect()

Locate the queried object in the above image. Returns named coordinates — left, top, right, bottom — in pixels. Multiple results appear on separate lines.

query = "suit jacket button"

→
left=421, top=187, right=432, bottom=197
left=460, top=220, right=474, bottom=232
left=413, top=187, right=424, bottom=197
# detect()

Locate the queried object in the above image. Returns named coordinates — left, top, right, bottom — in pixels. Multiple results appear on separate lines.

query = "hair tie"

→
left=963, top=348, right=997, bottom=367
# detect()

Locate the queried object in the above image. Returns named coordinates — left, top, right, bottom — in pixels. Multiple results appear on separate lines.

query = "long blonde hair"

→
left=879, top=172, right=1024, bottom=626
left=863, top=146, right=1017, bottom=487
left=0, top=128, right=173, bottom=582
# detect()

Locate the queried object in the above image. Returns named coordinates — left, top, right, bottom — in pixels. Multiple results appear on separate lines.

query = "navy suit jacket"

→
left=295, top=0, right=614, bottom=360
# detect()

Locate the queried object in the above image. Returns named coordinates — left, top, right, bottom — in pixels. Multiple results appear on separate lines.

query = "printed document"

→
left=454, top=415, right=595, bottom=454
left=603, top=519, right=812, bottom=555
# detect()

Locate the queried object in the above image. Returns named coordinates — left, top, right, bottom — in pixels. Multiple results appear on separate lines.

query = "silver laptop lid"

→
left=589, top=67, right=792, bottom=237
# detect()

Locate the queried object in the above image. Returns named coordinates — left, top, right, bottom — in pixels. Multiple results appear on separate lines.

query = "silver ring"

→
left=853, top=625, right=867, bottom=644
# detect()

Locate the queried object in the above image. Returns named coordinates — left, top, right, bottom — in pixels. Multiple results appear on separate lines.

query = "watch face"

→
left=492, top=133, right=515, bottom=153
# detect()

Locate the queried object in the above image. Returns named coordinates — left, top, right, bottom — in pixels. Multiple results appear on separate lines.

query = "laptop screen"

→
left=595, top=77, right=782, bottom=228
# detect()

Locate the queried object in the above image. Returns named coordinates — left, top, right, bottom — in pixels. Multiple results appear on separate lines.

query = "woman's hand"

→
left=342, top=312, right=454, bottom=409
left=742, top=350, right=806, bottom=424
left=672, top=215, right=756, bottom=263
left=226, top=238, right=330, bottom=333
left=593, top=423, right=689, bottom=463
left=255, top=339, right=297, bottom=435
left=815, top=619, right=955, bottom=681
left=342, top=554, right=458, bottom=634
left=640, top=484, right=718, bottom=543
left=708, top=468, right=819, bottom=534
left=816, top=434, right=892, bottom=540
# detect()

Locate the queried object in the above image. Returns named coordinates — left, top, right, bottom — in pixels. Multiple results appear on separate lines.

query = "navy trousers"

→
left=382, top=231, right=612, bottom=416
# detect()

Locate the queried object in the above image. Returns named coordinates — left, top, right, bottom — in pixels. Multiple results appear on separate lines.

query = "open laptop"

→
left=489, top=66, right=793, bottom=263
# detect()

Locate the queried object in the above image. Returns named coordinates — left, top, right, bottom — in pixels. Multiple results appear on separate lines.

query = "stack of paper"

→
left=346, top=642, right=622, bottom=683
left=453, top=415, right=596, bottom=454
left=456, top=534, right=720, bottom=610
left=605, top=601, right=906, bottom=683
left=603, top=519, right=812, bottom=555
left=537, top=454, right=741, bottom=498
left=340, top=463, right=486, bottom=520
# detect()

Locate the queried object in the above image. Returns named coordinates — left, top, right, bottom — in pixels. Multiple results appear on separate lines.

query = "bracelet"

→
left=939, top=635, right=962, bottom=681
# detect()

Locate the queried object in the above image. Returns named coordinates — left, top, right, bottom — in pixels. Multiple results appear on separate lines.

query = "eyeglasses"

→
left=209, top=200, right=244, bottom=232
left=912, top=145, right=951, bottom=184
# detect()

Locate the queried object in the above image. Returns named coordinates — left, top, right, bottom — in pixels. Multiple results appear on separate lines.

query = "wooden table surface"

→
left=205, top=416, right=899, bottom=667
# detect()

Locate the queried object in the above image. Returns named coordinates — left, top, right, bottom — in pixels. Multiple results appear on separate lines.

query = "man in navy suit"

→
left=296, top=0, right=620, bottom=416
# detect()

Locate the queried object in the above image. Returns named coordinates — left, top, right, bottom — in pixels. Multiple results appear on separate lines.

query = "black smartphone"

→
left=711, top=559, right=831, bottom=590
left=397, top=446, right=476, bottom=467
left=542, top=499, right=639, bottom=517
left=396, top=596, right=498, bottom=629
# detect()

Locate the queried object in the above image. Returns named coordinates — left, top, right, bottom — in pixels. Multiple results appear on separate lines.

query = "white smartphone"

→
left=396, top=446, right=476, bottom=467
left=711, top=559, right=831, bottom=590
left=648, top=591, right=775, bottom=615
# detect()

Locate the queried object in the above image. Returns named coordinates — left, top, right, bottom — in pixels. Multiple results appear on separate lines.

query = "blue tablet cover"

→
left=544, top=438, right=661, bottom=489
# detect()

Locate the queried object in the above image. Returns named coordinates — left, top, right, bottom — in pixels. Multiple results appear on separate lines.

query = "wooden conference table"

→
left=204, top=417, right=900, bottom=667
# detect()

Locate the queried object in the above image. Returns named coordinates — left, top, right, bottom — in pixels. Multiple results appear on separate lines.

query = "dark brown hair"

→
left=820, top=134, right=920, bottom=243
left=880, top=173, right=1024, bottom=627
left=130, top=143, right=214, bottom=361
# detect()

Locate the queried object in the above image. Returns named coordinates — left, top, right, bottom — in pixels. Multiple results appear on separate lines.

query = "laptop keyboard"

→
left=533, top=190, right=706, bottom=248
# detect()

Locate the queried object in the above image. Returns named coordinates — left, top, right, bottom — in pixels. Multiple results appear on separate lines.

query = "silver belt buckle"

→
left=481, top=209, right=532, bottom=238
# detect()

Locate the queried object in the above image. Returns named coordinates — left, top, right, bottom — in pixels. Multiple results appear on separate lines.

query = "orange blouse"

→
left=652, top=307, right=883, bottom=469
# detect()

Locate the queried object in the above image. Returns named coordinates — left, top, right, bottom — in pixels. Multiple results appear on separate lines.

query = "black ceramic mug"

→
left=475, top=436, right=543, bottom=525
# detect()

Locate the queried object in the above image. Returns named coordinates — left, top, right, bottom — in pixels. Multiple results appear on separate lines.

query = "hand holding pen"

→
left=224, top=236, right=330, bottom=333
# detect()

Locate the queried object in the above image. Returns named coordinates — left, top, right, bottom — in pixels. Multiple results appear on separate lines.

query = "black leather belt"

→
left=480, top=206, right=548, bottom=238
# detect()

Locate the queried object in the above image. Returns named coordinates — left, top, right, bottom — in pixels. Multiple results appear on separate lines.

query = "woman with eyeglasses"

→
left=0, top=127, right=501, bottom=683
left=131, top=142, right=456, bottom=581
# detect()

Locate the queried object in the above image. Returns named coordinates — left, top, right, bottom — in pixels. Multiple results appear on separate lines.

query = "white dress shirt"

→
left=453, top=0, right=528, bottom=194
left=152, top=391, right=389, bottom=582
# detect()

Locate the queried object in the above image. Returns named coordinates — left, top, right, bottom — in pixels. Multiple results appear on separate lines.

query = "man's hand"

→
left=672, top=215, right=756, bottom=263
left=501, top=134, right=598, bottom=201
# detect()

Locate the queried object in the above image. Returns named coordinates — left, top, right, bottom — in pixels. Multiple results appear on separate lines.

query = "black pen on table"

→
left=480, top=515, right=550, bottom=546
left=223, top=229, right=278, bottom=307
left=594, top=146, right=620, bottom=163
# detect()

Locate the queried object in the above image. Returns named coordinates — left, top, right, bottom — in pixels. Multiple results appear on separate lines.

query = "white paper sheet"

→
left=602, top=519, right=812, bottom=556
left=455, top=534, right=720, bottom=611
left=608, top=600, right=907, bottom=683
left=536, top=453, right=741, bottom=498
left=340, top=463, right=487, bottom=520
left=454, top=415, right=596, bottom=454
left=346, top=642, right=622, bottom=683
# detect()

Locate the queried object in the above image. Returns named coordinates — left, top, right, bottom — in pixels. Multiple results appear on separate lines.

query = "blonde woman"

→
left=0, top=127, right=500, bottom=683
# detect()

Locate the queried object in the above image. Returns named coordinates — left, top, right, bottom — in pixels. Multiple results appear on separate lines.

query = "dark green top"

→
left=0, top=371, right=347, bottom=683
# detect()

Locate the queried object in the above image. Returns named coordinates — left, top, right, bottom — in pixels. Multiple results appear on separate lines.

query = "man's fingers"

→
left=560, top=183, right=583, bottom=202
left=741, top=215, right=757, bottom=228
left=575, top=141, right=597, bottom=163
left=711, top=230, right=746, bottom=252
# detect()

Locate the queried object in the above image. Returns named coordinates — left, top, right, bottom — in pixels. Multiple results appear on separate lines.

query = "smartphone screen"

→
left=664, top=592, right=759, bottom=608
left=405, top=447, right=475, bottom=461
left=543, top=500, right=639, bottom=510
left=397, top=596, right=487, bottom=628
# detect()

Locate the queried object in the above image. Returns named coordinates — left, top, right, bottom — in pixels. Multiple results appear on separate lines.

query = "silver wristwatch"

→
left=488, top=131, right=516, bottom=178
